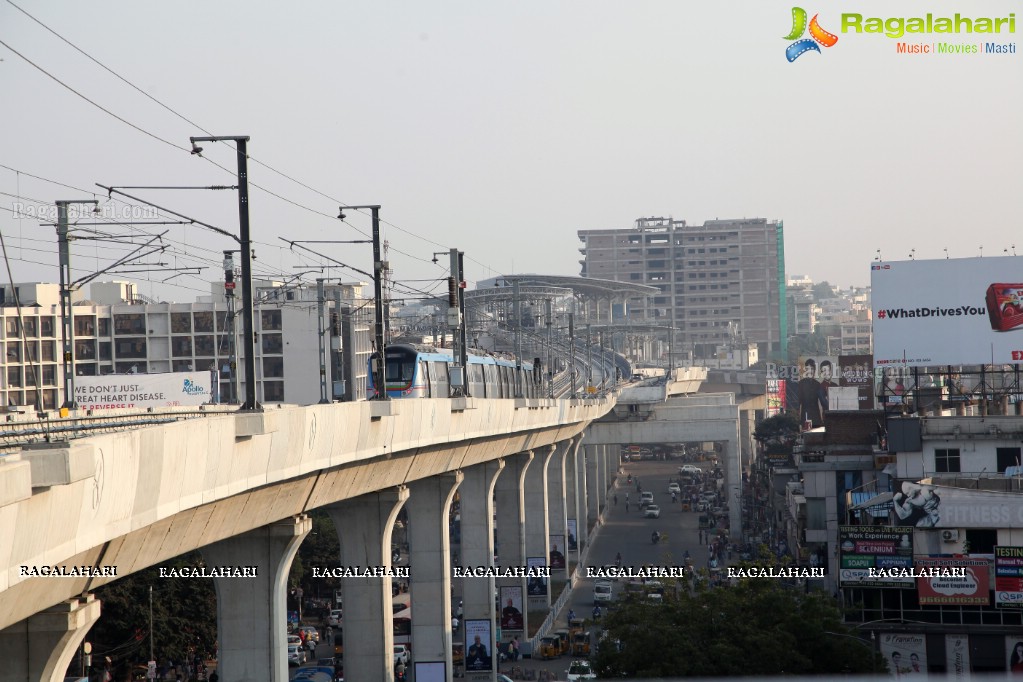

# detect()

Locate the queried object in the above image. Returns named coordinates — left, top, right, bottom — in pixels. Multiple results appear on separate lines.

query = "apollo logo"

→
left=784, top=7, right=839, bottom=62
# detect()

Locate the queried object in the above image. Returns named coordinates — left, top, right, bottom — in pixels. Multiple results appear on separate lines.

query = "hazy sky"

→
left=1, top=0, right=1019, bottom=304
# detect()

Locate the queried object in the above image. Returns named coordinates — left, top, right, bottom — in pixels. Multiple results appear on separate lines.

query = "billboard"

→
left=945, top=635, right=970, bottom=680
left=896, top=481, right=1023, bottom=529
left=789, top=356, right=838, bottom=427
left=765, top=379, right=786, bottom=417
left=75, top=372, right=213, bottom=409
left=880, top=633, right=927, bottom=678
left=915, top=557, right=990, bottom=605
left=499, top=585, right=523, bottom=631
left=872, top=256, right=1023, bottom=367
left=526, top=557, right=548, bottom=596
left=838, top=525, right=915, bottom=588
left=464, top=619, right=493, bottom=673
left=994, top=546, right=1023, bottom=609
left=839, top=354, right=874, bottom=408
left=549, top=535, right=566, bottom=569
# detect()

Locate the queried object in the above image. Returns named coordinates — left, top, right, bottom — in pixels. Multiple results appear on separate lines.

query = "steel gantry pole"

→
left=339, top=205, right=387, bottom=400
left=55, top=199, right=98, bottom=409
left=189, top=135, right=259, bottom=410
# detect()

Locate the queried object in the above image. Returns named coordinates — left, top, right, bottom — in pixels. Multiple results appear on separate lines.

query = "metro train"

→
left=367, top=343, right=543, bottom=399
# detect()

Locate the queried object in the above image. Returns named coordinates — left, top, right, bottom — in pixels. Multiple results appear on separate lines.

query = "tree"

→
left=812, top=281, right=835, bottom=301
left=753, top=414, right=801, bottom=448
left=87, top=553, right=217, bottom=678
left=594, top=576, right=884, bottom=677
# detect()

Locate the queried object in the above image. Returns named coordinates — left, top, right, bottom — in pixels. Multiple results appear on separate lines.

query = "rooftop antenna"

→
left=874, top=249, right=882, bottom=262
left=943, top=248, right=949, bottom=259
left=908, top=249, right=915, bottom=260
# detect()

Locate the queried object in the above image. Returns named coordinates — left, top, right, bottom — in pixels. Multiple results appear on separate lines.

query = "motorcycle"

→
left=651, top=531, right=660, bottom=545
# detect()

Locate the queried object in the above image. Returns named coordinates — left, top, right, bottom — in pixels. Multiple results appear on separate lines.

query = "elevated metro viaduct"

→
left=0, top=395, right=621, bottom=682
left=584, top=369, right=745, bottom=534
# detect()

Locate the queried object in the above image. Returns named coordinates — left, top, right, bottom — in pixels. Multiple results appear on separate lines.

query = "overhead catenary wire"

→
left=0, top=9, right=501, bottom=274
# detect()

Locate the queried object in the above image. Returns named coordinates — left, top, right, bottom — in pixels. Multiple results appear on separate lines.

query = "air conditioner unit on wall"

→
left=941, top=529, right=960, bottom=542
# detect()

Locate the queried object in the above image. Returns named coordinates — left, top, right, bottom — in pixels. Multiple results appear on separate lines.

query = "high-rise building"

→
left=578, top=216, right=786, bottom=358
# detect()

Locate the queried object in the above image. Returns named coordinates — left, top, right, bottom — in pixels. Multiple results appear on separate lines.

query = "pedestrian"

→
left=614, top=493, right=618, bottom=506
left=209, top=672, right=218, bottom=682
left=625, top=501, right=629, bottom=512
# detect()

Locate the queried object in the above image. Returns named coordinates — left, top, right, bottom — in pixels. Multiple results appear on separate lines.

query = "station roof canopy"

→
left=487, top=274, right=659, bottom=299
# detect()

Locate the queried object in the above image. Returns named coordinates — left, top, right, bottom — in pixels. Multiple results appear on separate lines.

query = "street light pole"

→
left=55, top=199, right=98, bottom=409
left=189, top=136, right=259, bottom=410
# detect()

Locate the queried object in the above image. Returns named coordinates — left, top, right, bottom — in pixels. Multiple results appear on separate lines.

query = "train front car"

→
left=366, top=343, right=432, bottom=399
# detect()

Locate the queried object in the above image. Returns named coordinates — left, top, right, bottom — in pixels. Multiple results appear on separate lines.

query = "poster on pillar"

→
left=549, top=535, right=566, bottom=569
left=527, top=557, right=548, bottom=596
left=464, top=619, right=493, bottom=672
left=567, top=520, right=578, bottom=550
left=414, top=661, right=445, bottom=682
left=500, top=586, right=524, bottom=631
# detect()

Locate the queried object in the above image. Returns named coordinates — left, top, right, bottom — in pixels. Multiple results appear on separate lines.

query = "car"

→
left=639, top=491, right=654, bottom=508
left=566, top=659, right=597, bottom=681
left=497, top=675, right=515, bottom=682
left=595, top=564, right=620, bottom=581
left=288, top=644, right=306, bottom=667
left=667, top=482, right=681, bottom=494
left=288, top=634, right=302, bottom=647
left=679, top=464, right=702, bottom=475
left=298, top=625, right=319, bottom=643
left=327, top=609, right=343, bottom=627
left=593, top=580, right=613, bottom=604
left=393, top=644, right=410, bottom=667
left=644, top=504, right=661, bottom=518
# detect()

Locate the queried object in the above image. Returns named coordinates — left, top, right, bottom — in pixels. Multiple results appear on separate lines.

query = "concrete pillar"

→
left=458, top=460, right=503, bottom=681
left=585, top=445, right=600, bottom=530
left=546, top=438, right=572, bottom=584
left=575, top=440, right=589, bottom=550
left=202, top=515, right=311, bottom=682
left=564, top=438, right=578, bottom=563
left=326, top=487, right=410, bottom=682
left=408, top=473, right=462, bottom=678
left=495, top=451, right=533, bottom=636
left=524, top=445, right=555, bottom=610
left=0, top=595, right=101, bottom=682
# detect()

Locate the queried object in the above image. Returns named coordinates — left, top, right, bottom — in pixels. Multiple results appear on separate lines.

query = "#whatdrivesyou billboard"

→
left=872, top=256, right=1023, bottom=367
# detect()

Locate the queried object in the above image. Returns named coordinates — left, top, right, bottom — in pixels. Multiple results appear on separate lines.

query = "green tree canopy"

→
left=753, top=413, right=801, bottom=448
left=594, top=578, right=884, bottom=677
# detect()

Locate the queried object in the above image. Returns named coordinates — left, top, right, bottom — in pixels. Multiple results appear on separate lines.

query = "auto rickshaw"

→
left=452, top=642, right=465, bottom=666
left=553, top=629, right=571, bottom=656
left=568, top=617, right=586, bottom=634
left=571, top=630, right=591, bottom=657
left=538, top=636, right=560, bottom=660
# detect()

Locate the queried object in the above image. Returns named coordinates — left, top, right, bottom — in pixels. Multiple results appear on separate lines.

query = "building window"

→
left=996, top=447, right=1022, bottom=474
left=173, top=360, right=193, bottom=372
left=113, top=314, right=143, bottom=335
left=263, top=381, right=285, bottom=402
left=262, top=334, right=283, bottom=354
left=217, top=311, right=231, bottom=332
left=6, top=341, right=20, bottom=362
left=194, top=336, right=215, bottom=356
left=115, top=338, right=147, bottom=359
left=193, top=312, right=215, bottom=333
left=172, top=337, right=193, bottom=357
left=171, top=313, right=192, bottom=333
left=5, top=318, right=18, bottom=336
left=263, top=356, right=284, bottom=378
left=75, top=315, right=97, bottom=336
left=40, top=316, right=55, bottom=337
left=24, top=318, right=37, bottom=337
left=99, top=342, right=112, bottom=361
left=934, top=448, right=961, bottom=473
left=98, top=318, right=110, bottom=336
left=114, top=362, right=141, bottom=374
left=806, top=499, right=826, bottom=530
left=261, top=310, right=283, bottom=331
left=76, top=339, right=96, bottom=359
left=42, top=365, right=56, bottom=385
left=41, top=341, right=55, bottom=362
left=7, top=366, right=21, bottom=388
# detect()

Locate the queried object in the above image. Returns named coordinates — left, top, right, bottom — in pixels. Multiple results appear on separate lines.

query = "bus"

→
left=393, top=616, right=412, bottom=649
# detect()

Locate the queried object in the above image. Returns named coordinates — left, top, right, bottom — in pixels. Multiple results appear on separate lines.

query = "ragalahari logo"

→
left=784, top=7, right=839, bottom=61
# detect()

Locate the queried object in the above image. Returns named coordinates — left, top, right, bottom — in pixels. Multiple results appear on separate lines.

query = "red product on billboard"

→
left=985, top=284, right=1023, bottom=332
